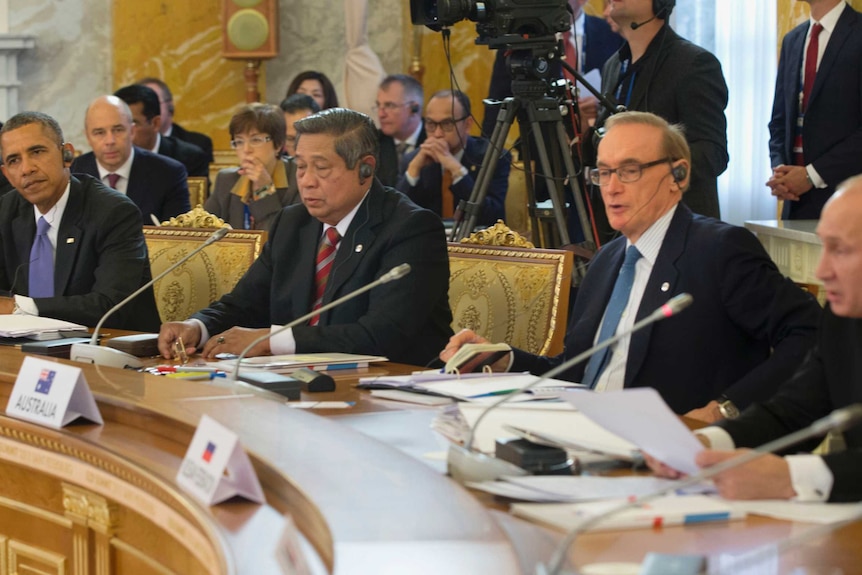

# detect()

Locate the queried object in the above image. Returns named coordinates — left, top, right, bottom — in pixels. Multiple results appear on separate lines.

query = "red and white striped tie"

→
left=309, top=227, right=341, bottom=326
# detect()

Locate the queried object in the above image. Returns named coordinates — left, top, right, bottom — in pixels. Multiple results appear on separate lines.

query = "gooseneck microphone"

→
left=630, top=15, right=657, bottom=30
left=70, top=226, right=230, bottom=369
left=538, top=403, right=862, bottom=575
left=229, top=264, right=412, bottom=382
left=448, top=293, right=694, bottom=483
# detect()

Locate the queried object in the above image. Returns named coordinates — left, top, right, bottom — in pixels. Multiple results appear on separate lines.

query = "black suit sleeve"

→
left=768, top=33, right=794, bottom=168
left=161, top=162, right=191, bottom=220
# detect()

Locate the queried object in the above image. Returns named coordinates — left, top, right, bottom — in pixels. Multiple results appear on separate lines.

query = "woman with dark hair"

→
left=286, top=71, right=338, bottom=110
left=205, top=103, right=299, bottom=232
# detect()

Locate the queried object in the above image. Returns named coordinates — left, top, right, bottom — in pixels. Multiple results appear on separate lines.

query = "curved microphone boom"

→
left=538, top=403, right=862, bottom=575
left=70, top=227, right=230, bottom=369
left=230, top=264, right=412, bottom=381
left=630, top=15, right=656, bottom=30
left=448, top=293, right=693, bottom=483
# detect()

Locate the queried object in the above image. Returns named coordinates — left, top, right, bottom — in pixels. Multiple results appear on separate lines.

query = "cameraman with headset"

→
left=591, top=0, right=728, bottom=244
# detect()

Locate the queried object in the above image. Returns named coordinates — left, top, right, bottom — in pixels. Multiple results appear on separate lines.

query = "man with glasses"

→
left=375, top=74, right=425, bottom=187
left=398, top=90, right=510, bottom=226
left=441, top=111, right=820, bottom=421
left=71, top=95, right=190, bottom=224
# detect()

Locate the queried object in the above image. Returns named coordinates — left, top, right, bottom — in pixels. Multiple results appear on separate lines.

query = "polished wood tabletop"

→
left=0, top=339, right=860, bottom=574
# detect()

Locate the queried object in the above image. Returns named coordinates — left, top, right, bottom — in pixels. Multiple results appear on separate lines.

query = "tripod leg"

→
left=553, top=121, right=595, bottom=251
left=451, top=98, right=519, bottom=241
left=525, top=104, right=571, bottom=246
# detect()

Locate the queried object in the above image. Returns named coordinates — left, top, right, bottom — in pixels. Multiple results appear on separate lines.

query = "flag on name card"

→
left=202, top=441, right=216, bottom=463
left=35, top=369, right=56, bottom=394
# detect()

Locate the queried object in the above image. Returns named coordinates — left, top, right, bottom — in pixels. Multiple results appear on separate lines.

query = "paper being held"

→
left=561, top=388, right=705, bottom=475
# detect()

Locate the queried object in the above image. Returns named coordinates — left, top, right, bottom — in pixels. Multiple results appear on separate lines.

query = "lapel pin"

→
left=66, top=238, right=75, bottom=244
left=660, top=282, right=670, bottom=292
left=355, top=244, right=363, bottom=253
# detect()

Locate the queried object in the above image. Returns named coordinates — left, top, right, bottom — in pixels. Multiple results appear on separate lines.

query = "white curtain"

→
left=714, top=0, right=778, bottom=225
left=343, top=0, right=385, bottom=119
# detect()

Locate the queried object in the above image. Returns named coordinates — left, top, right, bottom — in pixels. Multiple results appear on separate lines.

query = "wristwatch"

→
left=717, top=395, right=740, bottom=419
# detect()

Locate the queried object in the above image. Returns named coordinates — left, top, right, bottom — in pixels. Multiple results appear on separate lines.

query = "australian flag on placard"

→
left=35, top=369, right=56, bottom=395
left=202, top=441, right=216, bottom=463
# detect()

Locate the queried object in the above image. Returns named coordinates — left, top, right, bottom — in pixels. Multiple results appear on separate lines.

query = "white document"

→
left=0, top=315, right=86, bottom=337
left=728, top=500, right=862, bottom=525
left=561, top=388, right=705, bottom=474
left=176, top=414, right=264, bottom=506
left=457, top=401, right=637, bottom=458
left=7, top=356, right=103, bottom=428
left=275, top=514, right=311, bottom=575
left=468, top=476, right=692, bottom=503
left=576, top=69, right=602, bottom=101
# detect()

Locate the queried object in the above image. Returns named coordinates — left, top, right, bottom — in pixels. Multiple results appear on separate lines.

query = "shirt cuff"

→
left=806, top=165, right=827, bottom=189
left=451, top=165, right=469, bottom=185
left=786, top=454, right=833, bottom=502
left=14, top=295, right=37, bottom=316
left=270, top=325, right=296, bottom=355
left=405, top=172, right=419, bottom=187
left=189, top=318, right=209, bottom=348
left=696, top=426, right=736, bottom=450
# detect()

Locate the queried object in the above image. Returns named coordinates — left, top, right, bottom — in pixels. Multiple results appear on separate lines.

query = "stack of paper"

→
left=0, top=315, right=86, bottom=338
left=467, top=475, right=711, bottom=503
left=215, top=353, right=387, bottom=374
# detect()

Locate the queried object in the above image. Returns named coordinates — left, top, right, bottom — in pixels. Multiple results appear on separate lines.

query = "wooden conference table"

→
left=0, top=342, right=859, bottom=574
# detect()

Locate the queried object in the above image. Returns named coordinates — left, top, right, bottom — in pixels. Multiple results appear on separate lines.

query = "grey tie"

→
left=395, top=142, right=409, bottom=165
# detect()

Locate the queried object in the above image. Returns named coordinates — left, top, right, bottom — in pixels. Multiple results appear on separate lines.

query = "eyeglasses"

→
left=230, top=135, right=272, bottom=149
left=588, top=158, right=671, bottom=186
left=372, top=102, right=414, bottom=113
left=425, top=116, right=469, bottom=133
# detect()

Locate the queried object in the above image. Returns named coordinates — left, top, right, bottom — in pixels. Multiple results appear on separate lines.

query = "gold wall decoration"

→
left=777, top=0, right=862, bottom=45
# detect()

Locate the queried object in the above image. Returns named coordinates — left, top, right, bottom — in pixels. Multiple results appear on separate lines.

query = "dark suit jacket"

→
left=205, top=157, right=300, bottom=233
left=769, top=4, right=862, bottom=219
left=482, top=14, right=623, bottom=136
left=597, top=25, right=728, bottom=232
left=71, top=147, right=191, bottom=225
left=193, top=182, right=454, bottom=366
left=377, top=126, right=427, bottom=189
left=396, top=136, right=510, bottom=226
left=158, top=135, right=209, bottom=178
left=718, top=307, right=862, bottom=502
left=0, top=175, right=160, bottom=332
left=172, top=123, right=214, bottom=164
left=512, top=204, right=821, bottom=414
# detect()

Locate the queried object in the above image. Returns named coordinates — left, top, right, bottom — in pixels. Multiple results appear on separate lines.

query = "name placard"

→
left=7, top=356, right=103, bottom=428
left=176, top=414, right=264, bottom=506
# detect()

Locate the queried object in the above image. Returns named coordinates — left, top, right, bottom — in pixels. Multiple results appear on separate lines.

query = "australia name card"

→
left=177, top=414, right=265, bottom=506
left=7, top=356, right=103, bottom=428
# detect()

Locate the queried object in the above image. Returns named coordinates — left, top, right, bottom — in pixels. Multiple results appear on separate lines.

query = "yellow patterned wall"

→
left=113, top=0, right=256, bottom=151
left=777, top=0, right=862, bottom=41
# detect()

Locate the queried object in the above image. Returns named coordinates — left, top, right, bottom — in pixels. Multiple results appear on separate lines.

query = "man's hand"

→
left=0, top=296, right=14, bottom=315
left=767, top=164, right=813, bottom=201
left=696, top=450, right=796, bottom=500
left=406, top=146, right=437, bottom=179
left=685, top=400, right=723, bottom=423
left=200, top=326, right=271, bottom=359
left=157, top=320, right=202, bottom=359
left=238, top=156, right=273, bottom=193
left=644, top=434, right=711, bottom=479
left=578, top=95, right=599, bottom=126
left=439, top=329, right=511, bottom=372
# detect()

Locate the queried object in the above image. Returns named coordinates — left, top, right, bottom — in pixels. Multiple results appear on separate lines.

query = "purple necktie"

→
left=107, top=173, right=120, bottom=189
left=29, top=216, right=54, bottom=298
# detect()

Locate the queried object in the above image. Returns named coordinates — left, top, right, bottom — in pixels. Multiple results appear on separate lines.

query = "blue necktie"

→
left=28, top=216, right=54, bottom=298
left=582, top=245, right=642, bottom=388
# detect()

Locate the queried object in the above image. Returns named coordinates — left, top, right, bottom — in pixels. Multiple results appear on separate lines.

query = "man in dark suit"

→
left=71, top=95, right=190, bottom=225
left=157, top=108, right=453, bottom=366
left=0, top=111, right=159, bottom=331
left=767, top=0, right=862, bottom=220
left=139, top=77, right=214, bottom=164
left=441, top=112, right=820, bottom=420
left=375, top=74, right=425, bottom=188
left=593, top=0, right=728, bottom=242
left=114, top=84, right=209, bottom=179
left=398, top=90, right=510, bottom=226
left=651, top=177, right=862, bottom=502
left=481, top=0, right=622, bottom=136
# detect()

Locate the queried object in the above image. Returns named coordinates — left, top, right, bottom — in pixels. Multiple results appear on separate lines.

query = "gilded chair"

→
left=187, top=176, right=209, bottom=209
left=448, top=222, right=573, bottom=356
left=143, top=207, right=266, bottom=322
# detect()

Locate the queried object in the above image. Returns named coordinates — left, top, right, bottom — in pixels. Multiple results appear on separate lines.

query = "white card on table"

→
left=7, top=356, right=103, bottom=428
left=176, top=414, right=265, bottom=506
left=275, top=514, right=311, bottom=575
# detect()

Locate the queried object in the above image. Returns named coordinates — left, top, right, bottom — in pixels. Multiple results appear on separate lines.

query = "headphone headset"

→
left=359, top=162, right=373, bottom=182
left=671, top=164, right=687, bottom=183
left=62, top=145, right=73, bottom=163
left=410, top=102, right=420, bottom=114
left=653, top=0, right=676, bottom=19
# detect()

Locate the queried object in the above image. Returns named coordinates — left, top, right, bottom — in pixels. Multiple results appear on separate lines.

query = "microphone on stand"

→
left=537, top=403, right=862, bottom=575
left=70, top=227, right=230, bottom=369
left=228, top=264, right=412, bottom=384
left=448, top=293, right=694, bottom=483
